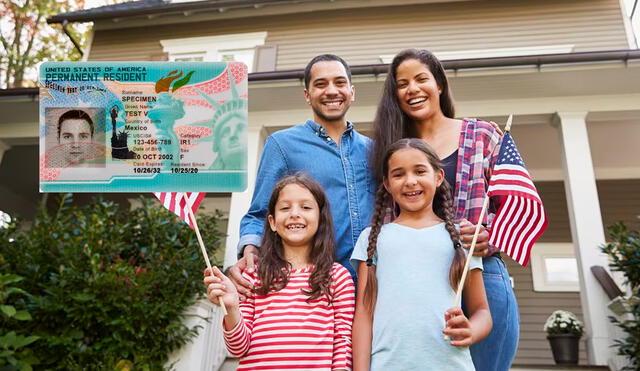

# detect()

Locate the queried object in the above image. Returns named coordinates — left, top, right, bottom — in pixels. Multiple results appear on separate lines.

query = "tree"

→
left=0, top=0, right=86, bottom=88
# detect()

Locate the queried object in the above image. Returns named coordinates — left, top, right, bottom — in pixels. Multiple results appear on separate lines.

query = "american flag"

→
left=487, top=132, right=548, bottom=266
left=153, top=192, right=205, bottom=229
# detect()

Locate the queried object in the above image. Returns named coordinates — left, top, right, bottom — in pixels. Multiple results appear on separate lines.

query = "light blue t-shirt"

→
left=351, top=223, right=483, bottom=371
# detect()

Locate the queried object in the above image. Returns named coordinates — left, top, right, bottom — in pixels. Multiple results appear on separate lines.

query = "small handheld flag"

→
left=450, top=115, right=547, bottom=312
left=153, top=192, right=205, bottom=229
left=154, top=192, right=228, bottom=315
left=487, top=132, right=548, bottom=266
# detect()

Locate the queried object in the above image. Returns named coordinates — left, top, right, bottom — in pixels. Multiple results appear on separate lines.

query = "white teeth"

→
left=408, top=97, right=426, bottom=105
left=405, top=191, right=422, bottom=196
left=324, top=101, right=342, bottom=107
left=286, top=224, right=305, bottom=230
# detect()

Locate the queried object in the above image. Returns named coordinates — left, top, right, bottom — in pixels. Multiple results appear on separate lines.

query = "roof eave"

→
left=2, top=49, right=638, bottom=98
left=47, top=0, right=321, bottom=24
left=250, top=49, right=640, bottom=82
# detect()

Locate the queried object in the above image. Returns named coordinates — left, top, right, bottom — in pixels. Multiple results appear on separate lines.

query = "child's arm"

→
left=352, top=262, right=374, bottom=371
left=204, top=266, right=255, bottom=357
left=331, top=265, right=356, bottom=371
left=443, top=269, right=492, bottom=347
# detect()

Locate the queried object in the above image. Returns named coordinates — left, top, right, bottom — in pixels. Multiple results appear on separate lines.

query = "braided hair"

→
left=363, top=138, right=465, bottom=312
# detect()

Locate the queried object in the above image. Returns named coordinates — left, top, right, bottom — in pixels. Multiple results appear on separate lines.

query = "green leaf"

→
left=1, top=305, right=17, bottom=317
left=4, top=287, right=27, bottom=297
left=0, top=331, right=17, bottom=346
left=0, top=274, right=23, bottom=286
left=13, top=310, right=32, bottom=321
left=71, top=292, right=95, bottom=302
left=7, top=355, right=17, bottom=366
left=14, top=335, right=39, bottom=348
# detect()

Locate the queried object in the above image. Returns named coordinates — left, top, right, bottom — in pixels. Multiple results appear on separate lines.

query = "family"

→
left=203, top=50, right=523, bottom=371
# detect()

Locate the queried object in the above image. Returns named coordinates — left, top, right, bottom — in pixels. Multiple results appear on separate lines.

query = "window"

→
left=530, top=243, right=580, bottom=292
left=172, top=53, right=205, bottom=62
left=160, top=32, right=267, bottom=72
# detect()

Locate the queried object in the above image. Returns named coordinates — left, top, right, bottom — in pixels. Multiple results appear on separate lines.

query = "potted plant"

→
left=544, top=310, right=584, bottom=365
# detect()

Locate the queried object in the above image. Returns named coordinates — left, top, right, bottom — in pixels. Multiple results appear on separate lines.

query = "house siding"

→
left=88, top=0, right=629, bottom=67
left=509, top=179, right=640, bottom=365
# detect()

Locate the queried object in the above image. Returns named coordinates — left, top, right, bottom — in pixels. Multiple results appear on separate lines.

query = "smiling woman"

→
left=369, top=49, right=527, bottom=371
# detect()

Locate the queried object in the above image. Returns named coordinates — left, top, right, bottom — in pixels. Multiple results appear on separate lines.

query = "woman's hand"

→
left=488, top=120, right=504, bottom=136
left=459, top=218, right=490, bottom=257
left=204, top=266, right=240, bottom=310
left=443, top=307, right=473, bottom=347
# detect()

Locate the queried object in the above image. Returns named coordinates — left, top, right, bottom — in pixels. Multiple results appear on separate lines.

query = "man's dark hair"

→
left=303, top=54, right=352, bottom=89
left=57, top=109, right=94, bottom=139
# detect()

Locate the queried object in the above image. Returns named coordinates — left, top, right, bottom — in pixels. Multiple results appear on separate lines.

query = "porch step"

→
left=218, top=358, right=238, bottom=371
left=511, top=366, right=609, bottom=371
left=219, top=359, right=608, bottom=370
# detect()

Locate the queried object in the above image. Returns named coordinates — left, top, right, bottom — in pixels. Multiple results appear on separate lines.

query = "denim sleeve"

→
left=238, top=136, right=289, bottom=256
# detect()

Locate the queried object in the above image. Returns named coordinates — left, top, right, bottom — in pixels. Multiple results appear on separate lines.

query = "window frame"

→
left=530, top=242, right=581, bottom=292
left=160, top=32, right=267, bottom=72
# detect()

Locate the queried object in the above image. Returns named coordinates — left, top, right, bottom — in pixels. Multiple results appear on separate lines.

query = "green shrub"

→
left=0, top=194, right=225, bottom=370
left=0, top=270, right=40, bottom=370
left=601, top=222, right=640, bottom=371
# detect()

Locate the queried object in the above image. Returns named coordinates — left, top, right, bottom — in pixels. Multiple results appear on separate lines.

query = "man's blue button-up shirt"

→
left=238, top=120, right=375, bottom=277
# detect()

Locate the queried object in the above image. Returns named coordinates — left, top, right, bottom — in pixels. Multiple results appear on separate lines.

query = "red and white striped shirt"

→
left=223, top=263, right=355, bottom=370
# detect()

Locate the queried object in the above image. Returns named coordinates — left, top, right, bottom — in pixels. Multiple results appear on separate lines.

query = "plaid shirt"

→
left=454, top=118, right=503, bottom=254
left=384, top=118, right=503, bottom=254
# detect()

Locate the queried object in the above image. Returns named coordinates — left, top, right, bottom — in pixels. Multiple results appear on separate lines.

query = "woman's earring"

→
left=439, top=90, right=442, bottom=94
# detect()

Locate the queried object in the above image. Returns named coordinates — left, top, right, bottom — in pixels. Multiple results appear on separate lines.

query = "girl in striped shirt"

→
left=204, top=174, right=355, bottom=371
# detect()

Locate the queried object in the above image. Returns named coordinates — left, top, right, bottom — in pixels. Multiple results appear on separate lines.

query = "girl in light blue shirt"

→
left=351, top=138, right=492, bottom=371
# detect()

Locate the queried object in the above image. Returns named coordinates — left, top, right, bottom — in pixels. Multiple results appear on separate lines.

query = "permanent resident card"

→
left=38, top=61, right=247, bottom=192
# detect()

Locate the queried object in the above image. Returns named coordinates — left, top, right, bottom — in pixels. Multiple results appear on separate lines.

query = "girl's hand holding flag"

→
left=204, top=266, right=239, bottom=310
left=203, top=266, right=242, bottom=329
left=443, top=308, right=473, bottom=347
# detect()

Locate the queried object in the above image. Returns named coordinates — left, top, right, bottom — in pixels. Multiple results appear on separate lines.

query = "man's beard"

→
left=312, top=106, right=347, bottom=124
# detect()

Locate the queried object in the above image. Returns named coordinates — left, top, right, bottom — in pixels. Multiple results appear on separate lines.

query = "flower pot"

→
left=547, top=334, right=580, bottom=365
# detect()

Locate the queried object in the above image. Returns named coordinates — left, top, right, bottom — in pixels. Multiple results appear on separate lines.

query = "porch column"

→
left=223, top=125, right=265, bottom=269
left=553, top=112, right=612, bottom=365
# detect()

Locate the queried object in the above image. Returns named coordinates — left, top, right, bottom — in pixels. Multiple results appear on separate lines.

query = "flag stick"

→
left=445, top=115, right=512, bottom=341
left=504, top=114, right=513, bottom=132
left=453, top=197, right=490, bottom=307
left=187, top=207, right=228, bottom=316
